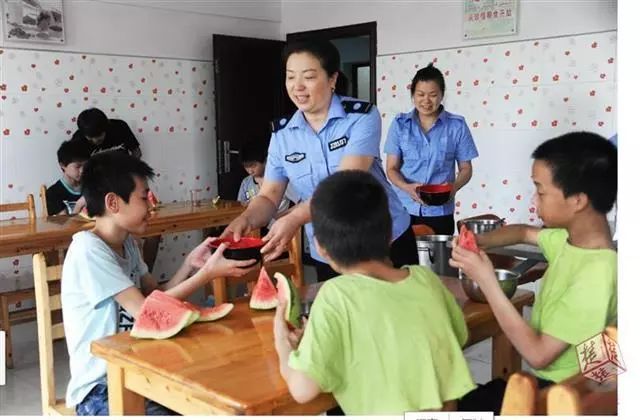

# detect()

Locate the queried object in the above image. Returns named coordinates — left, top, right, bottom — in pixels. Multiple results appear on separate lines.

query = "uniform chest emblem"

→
left=328, top=136, right=348, bottom=151
left=285, top=152, right=306, bottom=163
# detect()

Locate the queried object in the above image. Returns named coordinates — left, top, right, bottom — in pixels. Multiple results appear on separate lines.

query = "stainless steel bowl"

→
left=463, top=218, right=504, bottom=235
left=461, top=268, right=520, bottom=303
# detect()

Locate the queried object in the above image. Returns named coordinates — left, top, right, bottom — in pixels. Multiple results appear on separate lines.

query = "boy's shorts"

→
left=75, top=381, right=175, bottom=416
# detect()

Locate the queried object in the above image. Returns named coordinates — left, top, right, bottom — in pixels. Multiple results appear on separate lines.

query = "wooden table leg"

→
left=107, top=363, right=145, bottom=415
left=492, top=331, right=522, bottom=380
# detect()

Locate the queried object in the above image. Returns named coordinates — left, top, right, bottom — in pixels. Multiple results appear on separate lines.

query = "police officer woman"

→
left=223, top=40, right=417, bottom=281
left=384, top=64, right=479, bottom=235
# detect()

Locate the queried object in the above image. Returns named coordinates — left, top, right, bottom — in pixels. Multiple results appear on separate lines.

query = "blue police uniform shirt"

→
left=384, top=107, right=479, bottom=217
left=265, top=94, right=411, bottom=263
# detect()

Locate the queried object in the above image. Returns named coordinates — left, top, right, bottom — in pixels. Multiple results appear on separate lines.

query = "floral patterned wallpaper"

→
left=0, top=48, right=216, bottom=295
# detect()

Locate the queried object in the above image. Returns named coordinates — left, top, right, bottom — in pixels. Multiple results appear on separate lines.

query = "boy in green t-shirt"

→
left=452, top=131, right=617, bottom=410
left=273, top=170, right=476, bottom=415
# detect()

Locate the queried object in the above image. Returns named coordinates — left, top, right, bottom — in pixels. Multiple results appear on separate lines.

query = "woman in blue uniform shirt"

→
left=384, top=64, right=479, bottom=235
left=223, top=40, right=417, bottom=281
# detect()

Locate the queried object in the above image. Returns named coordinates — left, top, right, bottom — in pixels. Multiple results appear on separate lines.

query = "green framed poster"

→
left=463, top=0, right=518, bottom=40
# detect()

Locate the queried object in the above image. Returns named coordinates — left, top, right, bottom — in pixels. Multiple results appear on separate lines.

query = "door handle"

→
left=221, top=141, right=240, bottom=174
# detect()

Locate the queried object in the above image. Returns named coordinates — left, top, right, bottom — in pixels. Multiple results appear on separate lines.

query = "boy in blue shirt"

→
left=61, top=151, right=255, bottom=415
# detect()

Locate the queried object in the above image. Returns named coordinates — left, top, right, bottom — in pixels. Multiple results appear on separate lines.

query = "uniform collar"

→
left=287, top=94, right=345, bottom=130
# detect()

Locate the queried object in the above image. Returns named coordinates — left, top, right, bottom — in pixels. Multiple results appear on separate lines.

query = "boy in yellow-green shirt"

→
left=452, top=131, right=617, bottom=411
left=272, top=170, right=476, bottom=415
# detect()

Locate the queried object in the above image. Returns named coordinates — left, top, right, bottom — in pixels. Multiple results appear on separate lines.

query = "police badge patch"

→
left=285, top=152, right=306, bottom=163
left=328, top=136, right=348, bottom=151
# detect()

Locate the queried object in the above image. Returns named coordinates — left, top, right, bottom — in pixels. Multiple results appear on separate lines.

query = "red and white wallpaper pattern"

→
left=0, top=47, right=216, bottom=294
left=377, top=31, right=617, bottom=224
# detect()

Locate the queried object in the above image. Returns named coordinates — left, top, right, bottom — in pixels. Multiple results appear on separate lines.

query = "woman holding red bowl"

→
left=384, top=64, right=479, bottom=234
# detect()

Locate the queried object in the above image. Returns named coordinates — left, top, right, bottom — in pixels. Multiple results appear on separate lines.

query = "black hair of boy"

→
left=240, top=140, right=268, bottom=165
left=283, top=39, right=340, bottom=77
left=77, top=108, right=109, bottom=138
left=57, top=139, right=92, bottom=166
left=410, top=63, right=446, bottom=96
left=311, top=170, right=391, bottom=267
left=532, top=131, right=617, bottom=214
left=81, top=151, right=154, bottom=217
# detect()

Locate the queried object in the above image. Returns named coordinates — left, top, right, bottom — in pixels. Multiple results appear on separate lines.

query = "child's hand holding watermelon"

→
left=450, top=226, right=497, bottom=290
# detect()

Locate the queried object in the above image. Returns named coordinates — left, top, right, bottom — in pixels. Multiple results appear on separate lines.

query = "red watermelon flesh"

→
left=196, top=303, right=234, bottom=322
left=250, top=267, right=278, bottom=310
left=459, top=225, right=480, bottom=253
left=131, top=291, right=196, bottom=339
left=148, top=190, right=159, bottom=208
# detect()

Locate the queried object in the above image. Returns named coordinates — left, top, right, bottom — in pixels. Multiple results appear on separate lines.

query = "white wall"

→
left=1, top=0, right=282, bottom=60
left=282, top=0, right=617, bottom=55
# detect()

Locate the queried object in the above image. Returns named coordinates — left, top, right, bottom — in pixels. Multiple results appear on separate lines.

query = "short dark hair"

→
left=532, top=131, right=617, bottom=214
left=81, top=151, right=154, bottom=217
left=77, top=108, right=109, bottom=138
left=410, top=63, right=446, bottom=96
left=311, top=170, right=391, bottom=267
left=57, top=139, right=91, bottom=166
left=283, top=40, right=340, bottom=78
left=240, top=140, right=268, bottom=164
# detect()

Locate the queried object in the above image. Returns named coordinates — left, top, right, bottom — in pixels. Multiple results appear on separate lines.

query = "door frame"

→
left=286, top=21, right=377, bottom=104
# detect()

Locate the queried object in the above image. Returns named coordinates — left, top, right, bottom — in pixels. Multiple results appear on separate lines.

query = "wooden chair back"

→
left=40, top=184, right=49, bottom=217
left=33, top=252, right=74, bottom=415
left=500, top=372, right=539, bottom=415
left=211, top=227, right=303, bottom=303
left=0, top=193, right=36, bottom=220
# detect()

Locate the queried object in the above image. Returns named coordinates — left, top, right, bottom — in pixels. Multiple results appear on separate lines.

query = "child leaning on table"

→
left=451, top=131, right=617, bottom=413
left=272, top=170, right=476, bottom=415
left=61, top=151, right=256, bottom=416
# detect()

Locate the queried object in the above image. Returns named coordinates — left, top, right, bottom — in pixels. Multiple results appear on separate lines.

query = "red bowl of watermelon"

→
left=209, top=237, right=263, bottom=266
left=417, top=183, right=452, bottom=206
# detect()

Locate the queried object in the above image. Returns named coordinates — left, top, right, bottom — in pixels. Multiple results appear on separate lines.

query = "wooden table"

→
left=92, top=279, right=534, bottom=415
left=0, top=200, right=245, bottom=258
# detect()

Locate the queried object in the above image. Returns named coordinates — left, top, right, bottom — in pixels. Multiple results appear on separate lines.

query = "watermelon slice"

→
left=182, top=299, right=234, bottom=322
left=250, top=267, right=278, bottom=310
left=274, top=272, right=302, bottom=329
left=181, top=300, right=201, bottom=326
left=131, top=291, right=196, bottom=339
left=459, top=225, right=480, bottom=253
left=196, top=303, right=234, bottom=322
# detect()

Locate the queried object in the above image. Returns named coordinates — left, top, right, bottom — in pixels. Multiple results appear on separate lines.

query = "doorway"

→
left=287, top=22, right=377, bottom=103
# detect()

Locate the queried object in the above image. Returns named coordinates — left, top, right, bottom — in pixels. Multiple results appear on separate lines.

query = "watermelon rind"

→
left=181, top=301, right=201, bottom=326
left=131, top=291, right=197, bottom=339
left=250, top=267, right=278, bottom=310
left=131, top=299, right=194, bottom=339
left=274, top=272, right=302, bottom=328
left=196, top=303, right=234, bottom=322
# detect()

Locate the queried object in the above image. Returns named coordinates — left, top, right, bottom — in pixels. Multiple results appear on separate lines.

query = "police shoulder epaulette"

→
left=342, top=100, right=372, bottom=114
left=271, top=115, right=292, bottom=132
